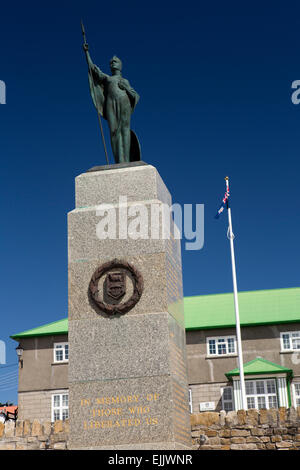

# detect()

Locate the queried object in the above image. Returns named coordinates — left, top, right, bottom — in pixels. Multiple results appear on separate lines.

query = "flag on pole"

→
left=214, top=176, right=248, bottom=410
left=215, top=179, right=230, bottom=219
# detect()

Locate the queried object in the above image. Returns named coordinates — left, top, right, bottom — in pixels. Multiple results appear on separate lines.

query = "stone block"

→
left=5, top=421, right=15, bottom=438
left=231, top=437, right=246, bottom=444
left=16, top=443, right=27, bottom=450
left=53, top=442, right=67, bottom=450
left=75, top=164, right=172, bottom=208
left=0, top=422, right=4, bottom=438
left=266, top=443, right=276, bottom=450
left=193, top=412, right=219, bottom=427
left=246, top=409, right=259, bottom=425
left=260, top=436, right=271, bottom=442
left=231, top=429, right=250, bottom=437
left=206, top=437, right=220, bottom=445
left=220, top=438, right=231, bottom=445
left=259, top=408, right=269, bottom=425
left=31, top=420, right=42, bottom=436
left=43, top=421, right=52, bottom=435
left=276, top=441, right=293, bottom=448
left=219, top=410, right=226, bottom=426
left=69, top=313, right=171, bottom=383
left=206, top=430, right=217, bottom=437
left=69, top=375, right=191, bottom=449
left=246, top=436, right=261, bottom=443
left=54, top=420, right=64, bottom=434
left=23, top=420, right=31, bottom=436
left=279, top=407, right=287, bottom=422
left=219, top=428, right=231, bottom=438
left=15, top=420, right=24, bottom=437
left=225, top=411, right=238, bottom=427
left=287, top=407, right=298, bottom=424
left=231, top=443, right=258, bottom=450
left=0, top=443, right=16, bottom=450
left=251, top=428, right=264, bottom=436
left=271, top=435, right=282, bottom=442
left=237, top=410, right=246, bottom=425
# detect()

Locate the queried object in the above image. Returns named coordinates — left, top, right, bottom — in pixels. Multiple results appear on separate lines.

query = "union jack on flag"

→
left=215, top=180, right=230, bottom=219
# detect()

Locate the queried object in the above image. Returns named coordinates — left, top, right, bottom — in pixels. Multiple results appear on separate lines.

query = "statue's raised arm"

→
left=83, top=44, right=108, bottom=85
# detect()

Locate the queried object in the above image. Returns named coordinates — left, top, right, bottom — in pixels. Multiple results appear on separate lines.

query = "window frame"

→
left=51, top=392, right=69, bottom=422
left=280, top=331, right=300, bottom=352
left=245, top=378, right=278, bottom=410
left=221, top=386, right=234, bottom=412
left=53, top=342, right=69, bottom=363
left=292, top=382, right=300, bottom=408
left=206, top=335, right=237, bottom=357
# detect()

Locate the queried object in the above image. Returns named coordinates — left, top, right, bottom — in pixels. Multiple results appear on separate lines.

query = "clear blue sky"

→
left=0, top=0, right=299, bottom=404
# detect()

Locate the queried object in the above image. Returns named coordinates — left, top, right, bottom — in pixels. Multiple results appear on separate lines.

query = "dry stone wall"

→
left=1, top=408, right=300, bottom=450
left=0, top=419, right=69, bottom=450
left=191, top=407, right=300, bottom=450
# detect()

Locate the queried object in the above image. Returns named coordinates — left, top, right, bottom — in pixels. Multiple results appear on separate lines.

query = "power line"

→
left=0, top=363, right=18, bottom=369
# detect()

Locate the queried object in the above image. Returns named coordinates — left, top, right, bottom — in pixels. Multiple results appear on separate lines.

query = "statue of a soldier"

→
left=82, top=35, right=141, bottom=164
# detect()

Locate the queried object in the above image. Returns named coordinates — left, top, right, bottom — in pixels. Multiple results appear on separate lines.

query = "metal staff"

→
left=225, top=176, right=247, bottom=410
left=81, top=20, right=109, bottom=165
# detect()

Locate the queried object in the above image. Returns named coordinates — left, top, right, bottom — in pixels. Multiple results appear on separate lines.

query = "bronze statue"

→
left=81, top=23, right=141, bottom=164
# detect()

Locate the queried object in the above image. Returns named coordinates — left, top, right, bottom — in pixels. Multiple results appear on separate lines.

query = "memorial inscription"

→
left=80, top=392, right=161, bottom=431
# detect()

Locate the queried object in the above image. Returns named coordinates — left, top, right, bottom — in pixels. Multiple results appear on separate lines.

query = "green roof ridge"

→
left=10, top=287, right=300, bottom=339
left=225, top=357, right=293, bottom=378
left=185, top=287, right=300, bottom=330
left=184, top=286, right=299, bottom=299
left=11, top=318, right=68, bottom=339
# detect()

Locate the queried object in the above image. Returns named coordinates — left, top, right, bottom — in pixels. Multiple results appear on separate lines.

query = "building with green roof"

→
left=11, top=287, right=300, bottom=420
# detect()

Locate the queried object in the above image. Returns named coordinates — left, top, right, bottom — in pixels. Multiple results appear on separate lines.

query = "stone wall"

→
left=0, top=419, right=69, bottom=450
left=2, top=408, right=300, bottom=450
left=191, top=407, right=300, bottom=450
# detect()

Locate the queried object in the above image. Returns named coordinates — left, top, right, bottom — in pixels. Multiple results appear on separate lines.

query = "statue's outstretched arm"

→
left=83, top=46, right=108, bottom=84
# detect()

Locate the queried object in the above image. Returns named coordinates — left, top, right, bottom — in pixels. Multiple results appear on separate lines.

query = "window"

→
left=293, top=383, right=300, bottom=407
left=221, top=386, right=234, bottom=411
left=52, top=393, right=69, bottom=422
left=207, top=336, right=236, bottom=356
left=280, top=331, right=300, bottom=352
left=245, top=379, right=278, bottom=410
left=54, top=342, right=69, bottom=363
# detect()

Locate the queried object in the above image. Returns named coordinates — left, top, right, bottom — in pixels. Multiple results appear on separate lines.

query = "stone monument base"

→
left=68, top=163, right=192, bottom=450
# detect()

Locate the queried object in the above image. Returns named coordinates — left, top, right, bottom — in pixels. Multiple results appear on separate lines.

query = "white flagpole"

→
left=225, top=177, right=247, bottom=410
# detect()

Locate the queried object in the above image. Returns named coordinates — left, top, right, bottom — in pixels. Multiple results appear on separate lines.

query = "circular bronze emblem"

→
left=89, top=259, right=144, bottom=315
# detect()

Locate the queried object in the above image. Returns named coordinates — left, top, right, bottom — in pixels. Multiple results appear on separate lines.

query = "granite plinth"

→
left=69, top=375, right=191, bottom=449
left=69, top=313, right=187, bottom=385
left=68, top=253, right=184, bottom=326
left=68, top=164, right=191, bottom=449
left=87, top=161, right=148, bottom=173
left=75, top=164, right=172, bottom=208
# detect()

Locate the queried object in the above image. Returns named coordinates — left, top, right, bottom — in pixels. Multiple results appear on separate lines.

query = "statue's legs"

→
left=107, top=98, right=131, bottom=163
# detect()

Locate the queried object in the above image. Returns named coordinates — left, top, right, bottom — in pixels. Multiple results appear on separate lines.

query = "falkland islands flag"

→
left=215, top=179, right=230, bottom=219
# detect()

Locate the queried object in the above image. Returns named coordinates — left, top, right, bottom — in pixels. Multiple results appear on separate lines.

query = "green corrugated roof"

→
left=10, top=288, right=300, bottom=339
left=184, top=287, right=300, bottom=330
left=10, top=318, right=68, bottom=340
left=225, top=357, right=293, bottom=378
